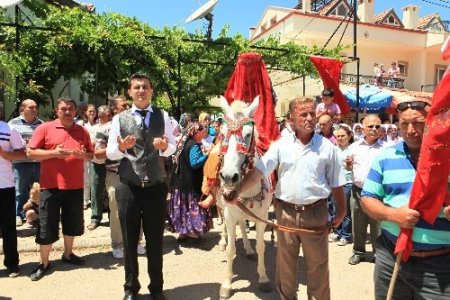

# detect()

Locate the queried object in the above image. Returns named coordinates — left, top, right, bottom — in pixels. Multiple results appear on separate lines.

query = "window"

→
left=435, top=65, right=447, bottom=84
left=261, top=23, right=267, bottom=32
left=330, top=3, right=348, bottom=17
left=270, top=16, right=277, bottom=26
left=397, top=61, right=408, bottom=75
left=384, top=15, right=399, bottom=26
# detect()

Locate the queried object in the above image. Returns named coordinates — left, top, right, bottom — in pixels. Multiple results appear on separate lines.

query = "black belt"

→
left=278, top=198, right=325, bottom=212
left=383, top=234, right=450, bottom=258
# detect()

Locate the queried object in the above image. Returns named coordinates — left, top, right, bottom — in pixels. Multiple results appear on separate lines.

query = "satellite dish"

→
left=186, top=0, right=219, bottom=24
left=0, top=0, right=23, bottom=8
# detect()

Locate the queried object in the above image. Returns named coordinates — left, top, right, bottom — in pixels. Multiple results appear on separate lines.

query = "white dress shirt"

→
left=348, top=138, right=383, bottom=188
left=106, top=104, right=176, bottom=161
left=256, top=132, right=345, bottom=205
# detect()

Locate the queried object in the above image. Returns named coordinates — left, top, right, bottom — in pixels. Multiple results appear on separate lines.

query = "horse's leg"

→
left=255, top=219, right=272, bottom=293
left=218, top=220, right=227, bottom=251
left=217, top=194, right=227, bottom=251
left=219, top=211, right=236, bottom=299
left=239, top=218, right=256, bottom=259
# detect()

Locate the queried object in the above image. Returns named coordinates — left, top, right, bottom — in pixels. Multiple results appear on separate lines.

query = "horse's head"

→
left=219, top=95, right=259, bottom=199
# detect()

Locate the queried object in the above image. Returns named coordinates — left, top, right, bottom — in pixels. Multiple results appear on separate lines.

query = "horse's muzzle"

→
left=221, top=187, right=239, bottom=203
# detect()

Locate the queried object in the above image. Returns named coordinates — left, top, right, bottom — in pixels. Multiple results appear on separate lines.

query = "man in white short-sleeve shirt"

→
left=0, top=120, right=26, bottom=277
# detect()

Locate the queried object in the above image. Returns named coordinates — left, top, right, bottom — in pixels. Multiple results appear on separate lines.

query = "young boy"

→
left=316, top=88, right=342, bottom=123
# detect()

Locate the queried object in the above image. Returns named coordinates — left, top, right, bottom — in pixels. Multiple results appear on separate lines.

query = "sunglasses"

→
left=396, top=101, right=428, bottom=112
left=366, top=124, right=381, bottom=129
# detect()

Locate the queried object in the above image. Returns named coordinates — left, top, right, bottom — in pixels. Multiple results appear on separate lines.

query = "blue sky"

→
left=91, top=0, right=450, bottom=37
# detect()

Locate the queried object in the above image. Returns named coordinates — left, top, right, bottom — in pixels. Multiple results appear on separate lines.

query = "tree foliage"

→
left=0, top=0, right=344, bottom=117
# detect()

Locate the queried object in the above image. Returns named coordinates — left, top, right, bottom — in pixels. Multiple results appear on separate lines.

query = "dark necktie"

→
left=136, top=110, right=148, bottom=129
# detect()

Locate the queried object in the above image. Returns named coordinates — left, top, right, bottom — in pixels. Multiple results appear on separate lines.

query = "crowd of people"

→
left=0, top=76, right=449, bottom=300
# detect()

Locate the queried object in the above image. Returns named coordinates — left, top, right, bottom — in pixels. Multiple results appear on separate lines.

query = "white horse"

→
left=218, top=95, right=272, bottom=299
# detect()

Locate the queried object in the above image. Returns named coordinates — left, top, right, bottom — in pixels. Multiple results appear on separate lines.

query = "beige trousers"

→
left=275, top=200, right=330, bottom=300
left=105, top=170, right=123, bottom=248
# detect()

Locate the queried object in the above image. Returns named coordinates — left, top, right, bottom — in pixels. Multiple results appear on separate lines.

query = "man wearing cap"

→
left=361, top=99, right=450, bottom=299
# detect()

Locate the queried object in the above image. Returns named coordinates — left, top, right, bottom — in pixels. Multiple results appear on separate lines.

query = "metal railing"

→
left=421, top=84, right=436, bottom=93
left=339, top=73, right=405, bottom=89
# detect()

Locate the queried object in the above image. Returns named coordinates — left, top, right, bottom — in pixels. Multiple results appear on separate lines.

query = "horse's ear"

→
left=246, top=95, right=260, bottom=117
left=220, top=95, right=231, bottom=116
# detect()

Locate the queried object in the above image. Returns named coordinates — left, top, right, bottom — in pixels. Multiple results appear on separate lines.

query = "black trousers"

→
left=0, top=187, right=19, bottom=268
left=116, top=181, right=168, bottom=294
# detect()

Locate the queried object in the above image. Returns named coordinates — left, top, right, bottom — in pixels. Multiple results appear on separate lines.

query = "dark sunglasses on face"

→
left=396, top=101, right=428, bottom=112
left=366, top=124, right=381, bottom=129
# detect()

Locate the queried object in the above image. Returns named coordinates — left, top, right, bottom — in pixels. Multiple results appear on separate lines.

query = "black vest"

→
left=118, top=107, right=165, bottom=186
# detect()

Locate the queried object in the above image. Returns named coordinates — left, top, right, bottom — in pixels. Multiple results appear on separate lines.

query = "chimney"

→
left=302, top=0, right=311, bottom=13
left=402, top=5, right=419, bottom=29
left=357, top=0, right=375, bottom=23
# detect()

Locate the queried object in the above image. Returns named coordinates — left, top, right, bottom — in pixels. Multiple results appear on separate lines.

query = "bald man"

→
left=8, top=99, right=44, bottom=227
left=318, top=113, right=337, bottom=145
left=344, top=115, right=383, bottom=265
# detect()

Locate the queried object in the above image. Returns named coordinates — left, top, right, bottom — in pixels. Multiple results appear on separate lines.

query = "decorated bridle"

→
left=220, top=115, right=255, bottom=156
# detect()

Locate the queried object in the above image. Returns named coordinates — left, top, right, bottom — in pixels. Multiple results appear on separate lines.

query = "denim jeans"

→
left=374, top=234, right=450, bottom=300
left=335, top=183, right=352, bottom=241
left=13, top=162, right=40, bottom=218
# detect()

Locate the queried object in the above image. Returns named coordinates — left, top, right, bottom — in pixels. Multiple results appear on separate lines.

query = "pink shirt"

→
left=29, top=119, right=93, bottom=190
left=316, top=102, right=341, bottom=116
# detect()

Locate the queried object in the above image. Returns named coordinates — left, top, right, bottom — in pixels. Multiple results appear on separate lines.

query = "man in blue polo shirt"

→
left=361, top=98, right=450, bottom=299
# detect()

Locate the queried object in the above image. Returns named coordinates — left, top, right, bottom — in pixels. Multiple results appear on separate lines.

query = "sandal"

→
left=87, top=221, right=99, bottom=231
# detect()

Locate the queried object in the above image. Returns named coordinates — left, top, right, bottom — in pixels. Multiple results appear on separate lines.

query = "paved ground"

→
left=0, top=209, right=375, bottom=300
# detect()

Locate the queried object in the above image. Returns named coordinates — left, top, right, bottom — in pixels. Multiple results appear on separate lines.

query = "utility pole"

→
left=353, top=0, right=360, bottom=122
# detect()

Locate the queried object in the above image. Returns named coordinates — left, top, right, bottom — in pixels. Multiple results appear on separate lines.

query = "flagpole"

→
left=386, top=251, right=402, bottom=300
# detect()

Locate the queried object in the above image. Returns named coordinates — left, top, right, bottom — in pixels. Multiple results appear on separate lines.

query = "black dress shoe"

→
left=122, top=291, right=137, bottom=300
left=30, top=263, right=51, bottom=281
left=61, top=253, right=85, bottom=266
left=151, top=293, right=167, bottom=300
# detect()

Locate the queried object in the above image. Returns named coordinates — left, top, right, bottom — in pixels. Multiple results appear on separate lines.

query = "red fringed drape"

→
left=224, top=52, right=280, bottom=155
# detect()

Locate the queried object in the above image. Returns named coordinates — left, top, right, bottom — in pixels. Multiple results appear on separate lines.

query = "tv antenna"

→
left=186, top=0, right=219, bottom=41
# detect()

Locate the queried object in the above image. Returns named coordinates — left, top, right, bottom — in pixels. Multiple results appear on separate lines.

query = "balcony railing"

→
left=421, top=84, right=436, bottom=93
left=339, top=73, right=405, bottom=89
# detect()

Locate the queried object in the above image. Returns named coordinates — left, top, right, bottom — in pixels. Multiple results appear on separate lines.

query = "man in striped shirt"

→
left=361, top=99, right=450, bottom=299
left=8, top=99, right=44, bottom=227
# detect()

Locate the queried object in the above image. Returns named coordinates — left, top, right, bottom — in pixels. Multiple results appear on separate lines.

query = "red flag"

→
left=394, top=72, right=450, bottom=261
left=224, top=52, right=280, bottom=155
left=309, top=55, right=351, bottom=115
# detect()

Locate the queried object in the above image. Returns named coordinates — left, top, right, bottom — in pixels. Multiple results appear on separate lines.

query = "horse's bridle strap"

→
left=236, top=201, right=330, bottom=233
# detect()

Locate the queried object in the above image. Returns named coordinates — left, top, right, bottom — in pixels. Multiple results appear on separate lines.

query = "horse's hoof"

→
left=258, top=281, right=272, bottom=293
left=219, top=286, right=232, bottom=299
left=218, top=244, right=227, bottom=251
left=246, top=253, right=257, bottom=261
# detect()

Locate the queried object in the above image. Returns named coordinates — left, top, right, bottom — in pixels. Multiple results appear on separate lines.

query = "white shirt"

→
left=348, top=138, right=384, bottom=188
left=106, top=104, right=176, bottom=161
left=256, top=132, right=345, bottom=205
left=0, top=121, right=25, bottom=188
